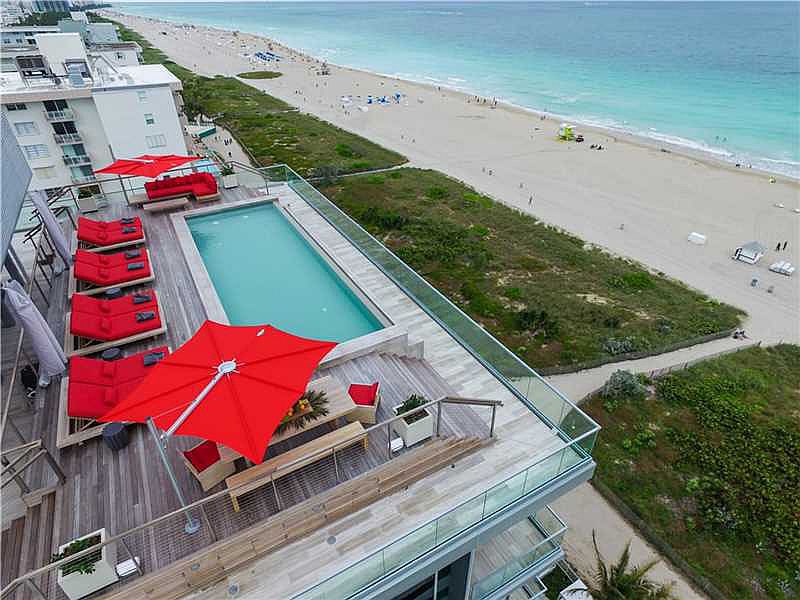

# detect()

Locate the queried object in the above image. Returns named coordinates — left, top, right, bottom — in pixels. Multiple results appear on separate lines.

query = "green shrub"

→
left=602, top=336, right=639, bottom=355
left=425, top=186, right=448, bottom=200
left=335, top=143, right=355, bottom=158
left=601, top=370, right=647, bottom=412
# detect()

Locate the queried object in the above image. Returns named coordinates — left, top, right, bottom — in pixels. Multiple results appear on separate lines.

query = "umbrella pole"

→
left=146, top=417, right=201, bottom=534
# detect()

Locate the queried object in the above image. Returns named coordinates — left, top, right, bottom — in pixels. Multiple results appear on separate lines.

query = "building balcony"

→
left=71, top=173, right=97, bottom=185
left=62, top=154, right=91, bottom=166
left=44, top=108, right=75, bottom=122
left=53, top=132, right=81, bottom=144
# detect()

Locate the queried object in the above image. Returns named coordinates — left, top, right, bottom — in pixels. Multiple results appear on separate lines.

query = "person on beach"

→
left=776, top=242, right=782, bottom=251
left=783, top=241, right=788, bottom=250
left=529, top=195, right=533, bottom=206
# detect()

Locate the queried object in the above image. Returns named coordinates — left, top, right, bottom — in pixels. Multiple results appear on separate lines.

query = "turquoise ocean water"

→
left=116, top=1, right=800, bottom=177
left=188, top=203, right=382, bottom=341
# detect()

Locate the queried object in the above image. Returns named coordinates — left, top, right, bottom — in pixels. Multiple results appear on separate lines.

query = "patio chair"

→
left=65, top=291, right=166, bottom=357
left=182, top=440, right=236, bottom=492
left=57, top=346, right=169, bottom=448
left=347, top=382, right=381, bottom=425
left=76, top=216, right=145, bottom=252
left=69, top=249, right=155, bottom=296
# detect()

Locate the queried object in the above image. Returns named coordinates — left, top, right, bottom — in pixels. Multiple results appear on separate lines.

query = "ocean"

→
left=114, top=1, right=800, bottom=177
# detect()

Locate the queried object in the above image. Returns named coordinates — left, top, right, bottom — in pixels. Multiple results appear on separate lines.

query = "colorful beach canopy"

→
left=100, top=321, right=337, bottom=463
left=94, top=154, right=199, bottom=179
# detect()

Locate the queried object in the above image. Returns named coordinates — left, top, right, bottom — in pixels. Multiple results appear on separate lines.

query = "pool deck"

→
left=2, top=179, right=568, bottom=600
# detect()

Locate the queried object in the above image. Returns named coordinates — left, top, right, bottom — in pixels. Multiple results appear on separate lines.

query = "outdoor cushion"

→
left=70, top=306, right=163, bottom=341
left=69, top=346, right=169, bottom=385
left=71, top=290, right=157, bottom=317
left=145, top=173, right=218, bottom=200
left=74, top=249, right=142, bottom=267
left=183, top=440, right=220, bottom=473
left=67, top=347, right=170, bottom=418
left=77, top=218, right=143, bottom=246
left=74, top=257, right=152, bottom=286
left=348, top=382, right=380, bottom=406
left=78, top=217, right=142, bottom=231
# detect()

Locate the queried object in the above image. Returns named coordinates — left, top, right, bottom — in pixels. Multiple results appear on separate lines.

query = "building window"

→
left=7, top=103, right=27, bottom=111
left=116, top=52, right=125, bottom=60
left=34, top=166, right=56, bottom=180
left=144, top=113, right=155, bottom=126
left=43, top=99, right=68, bottom=111
left=14, top=121, right=39, bottom=136
left=145, top=134, right=167, bottom=149
left=23, top=144, right=50, bottom=160
left=137, top=90, right=147, bottom=103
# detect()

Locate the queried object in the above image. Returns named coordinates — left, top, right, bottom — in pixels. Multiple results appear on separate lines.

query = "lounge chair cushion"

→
left=348, top=382, right=380, bottom=406
left=74, top=249, right=143, bottom=268
left=183, top=440, right=220, bottom=473
left=71, top=290, right=157, bottom=317
left=70, top=307, right=162, bottom=342
left=74, top=256, right=152, bottom=286
left=79, top=217, right=142, bottom=231
left=67, top=347, right=169, bottom=419
left=77, top=218, right=143, bottom=246
left=145, top=173, right=218, bottom=201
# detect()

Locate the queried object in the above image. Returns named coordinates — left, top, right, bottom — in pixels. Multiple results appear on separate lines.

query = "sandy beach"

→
left=98, top=11, right=800, bottom=597
left=107, top=10, right=799, bottom=349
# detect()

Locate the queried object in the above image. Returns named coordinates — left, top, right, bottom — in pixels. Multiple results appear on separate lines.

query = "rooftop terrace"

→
left=1, top=164, right=597, bottom=600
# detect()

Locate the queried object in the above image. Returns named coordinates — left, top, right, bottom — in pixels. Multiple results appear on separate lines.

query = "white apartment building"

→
left=0, top=32, right=187, bottom=198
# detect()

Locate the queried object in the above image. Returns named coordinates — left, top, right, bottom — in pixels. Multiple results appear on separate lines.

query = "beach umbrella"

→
left=30, top=191, right=71, bottom=270
left=95, top=154, right=199, bottom=179
left=99, top=320, right=336, bottom=532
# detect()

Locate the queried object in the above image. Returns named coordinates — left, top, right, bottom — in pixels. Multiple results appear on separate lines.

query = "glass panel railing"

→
left=471, top=508, right=566, bottom=599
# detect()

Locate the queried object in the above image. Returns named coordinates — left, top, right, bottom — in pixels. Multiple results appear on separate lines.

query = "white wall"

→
left=34, top=33, right=87, bottom=77
left=93, top=48, right=139, bottom=68
left=92, top=84, right=187, bottom=162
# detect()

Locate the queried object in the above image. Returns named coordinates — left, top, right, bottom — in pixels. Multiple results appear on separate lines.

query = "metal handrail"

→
left=0, top=395, right=500, bottom=597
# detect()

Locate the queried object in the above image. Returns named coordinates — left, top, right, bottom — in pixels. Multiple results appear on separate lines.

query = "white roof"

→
left=95, top=64, right=180, bottom=88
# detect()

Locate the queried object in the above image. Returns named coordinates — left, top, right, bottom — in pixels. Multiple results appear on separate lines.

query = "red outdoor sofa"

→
left=144, top=173, right=220, bottom=203
left=57, top=346, right=170, bottom=448
left=70, top=249, right=154, bottom=296
left=65, top=289, right=166, bottom=357
left=77, top=216, right=145, bottom=251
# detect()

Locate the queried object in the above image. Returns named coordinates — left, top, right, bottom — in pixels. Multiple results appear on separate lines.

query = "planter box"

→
left=57, top=528, right=118, bottom=600
left=76, top=194, right=99, bottom=214
left=392, top=406, right=433, bottom=447
left=221, top=173, right=239, bottom=189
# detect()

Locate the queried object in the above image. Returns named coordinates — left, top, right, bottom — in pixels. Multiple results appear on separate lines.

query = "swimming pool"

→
left=187, top=202, right=383, bottom=342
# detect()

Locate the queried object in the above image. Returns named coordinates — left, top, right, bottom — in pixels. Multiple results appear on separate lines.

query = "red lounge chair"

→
left=144, top=173, right=220, bottom=203
left=57, top=347, right=169, bottom=448
left=181, top=440, right=235, bottom=491
left=70, top=289, right=158, bottom=318
left=347, top=382, right=381, bottom=424
left=69, top=249, right=154, bottom=296
left=65, top=291, right=166, bottom=357
left=73, top=248, right=146, bottom=267
left=76, top=217, right=145, bottom=251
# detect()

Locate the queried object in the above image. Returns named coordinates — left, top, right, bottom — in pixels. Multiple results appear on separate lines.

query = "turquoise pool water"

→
left=188, top=203, right=383, bottom=342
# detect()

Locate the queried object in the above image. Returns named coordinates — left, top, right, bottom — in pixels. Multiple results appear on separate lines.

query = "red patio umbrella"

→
left=95, top=154, right=199, bottom=179
left=99, top=321, right=336, bottom=532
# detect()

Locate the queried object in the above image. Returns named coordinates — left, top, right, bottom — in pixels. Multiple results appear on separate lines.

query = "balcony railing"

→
left=44, top=108, right=75, bottom=121
left=471, top=507, right=566, bottom=599
left=62, top=154, right=90, bottom=166
left=71, top=173, right=96, bottom=185
left=53, top=132, right=81, bottom=144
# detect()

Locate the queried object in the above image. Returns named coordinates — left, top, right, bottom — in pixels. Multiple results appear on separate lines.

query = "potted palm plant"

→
left=220, top=164, right=238, bottom=189
left=53, top=528, right=118, bottom=600
left=392, top=394, right=433, bottom=446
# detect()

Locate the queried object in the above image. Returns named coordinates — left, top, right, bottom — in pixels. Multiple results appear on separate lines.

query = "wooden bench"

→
left=142, top=197, right=189, bottom=212
left=226, top=421, right=367, bottom=511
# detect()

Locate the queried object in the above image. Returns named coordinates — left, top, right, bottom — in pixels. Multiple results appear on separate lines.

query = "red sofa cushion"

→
left=348, top=382, right=380, bottom=406
left=73, top=249, right=144, bottom=267
left=78, top=217, right=142, bottom=231
left=183, top=440, right=220, bottom=473
left=69, top=346, right=168, bottom=384
left=77, top=222, right=143, bottom=246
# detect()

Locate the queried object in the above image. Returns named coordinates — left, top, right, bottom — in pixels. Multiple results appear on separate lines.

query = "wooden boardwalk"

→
left=1, top=183, right=498, bottom=598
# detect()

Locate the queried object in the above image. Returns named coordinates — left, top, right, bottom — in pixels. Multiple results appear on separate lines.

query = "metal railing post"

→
left=490, top=404, right=497, bottom=438
left=333, top=448, right=340, bottom=482
left=23, top=579, right=47, bottom=600
left=436, top=401, right=442, bottom=437
left=0, top=455, right=30, bottom=494
left=386, top=422, right=392, bottom=460
left=271, top=473, right=281, bottom=510
left=119, top=536, right=143, bottom=576
left=42, top=447, right=66, bottom=485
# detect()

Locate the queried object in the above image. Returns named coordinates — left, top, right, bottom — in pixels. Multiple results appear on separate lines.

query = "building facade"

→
left=0, top=32, right=187, bottom=198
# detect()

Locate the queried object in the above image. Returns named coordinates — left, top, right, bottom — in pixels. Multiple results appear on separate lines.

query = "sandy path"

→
left=108, top=12, right=798, bottom=597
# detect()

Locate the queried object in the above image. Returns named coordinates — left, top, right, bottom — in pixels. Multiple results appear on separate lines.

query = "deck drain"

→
left=227, top=583, right=240, bottom=597
left=327, top=535, right=337, bottom=545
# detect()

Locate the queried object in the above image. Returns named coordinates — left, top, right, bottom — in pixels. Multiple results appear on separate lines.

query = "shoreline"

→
left=108, top=8, right=798, bottom=182
left=106, top=9, right=799, bottom=349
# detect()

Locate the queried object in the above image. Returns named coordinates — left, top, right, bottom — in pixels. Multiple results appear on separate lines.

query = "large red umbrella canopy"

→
left=95, top=154, right=199, bottom=179
left=100, top=321, right=337, bottom=463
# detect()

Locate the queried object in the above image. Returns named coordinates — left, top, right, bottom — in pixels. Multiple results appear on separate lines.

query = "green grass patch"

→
left=317, top=168, right=744, bottom=368
left=587, top=345, right=800, bottom=599
left=99, top=17, right=406, bottom=177
left=237, top=71, right=282, bottom=80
